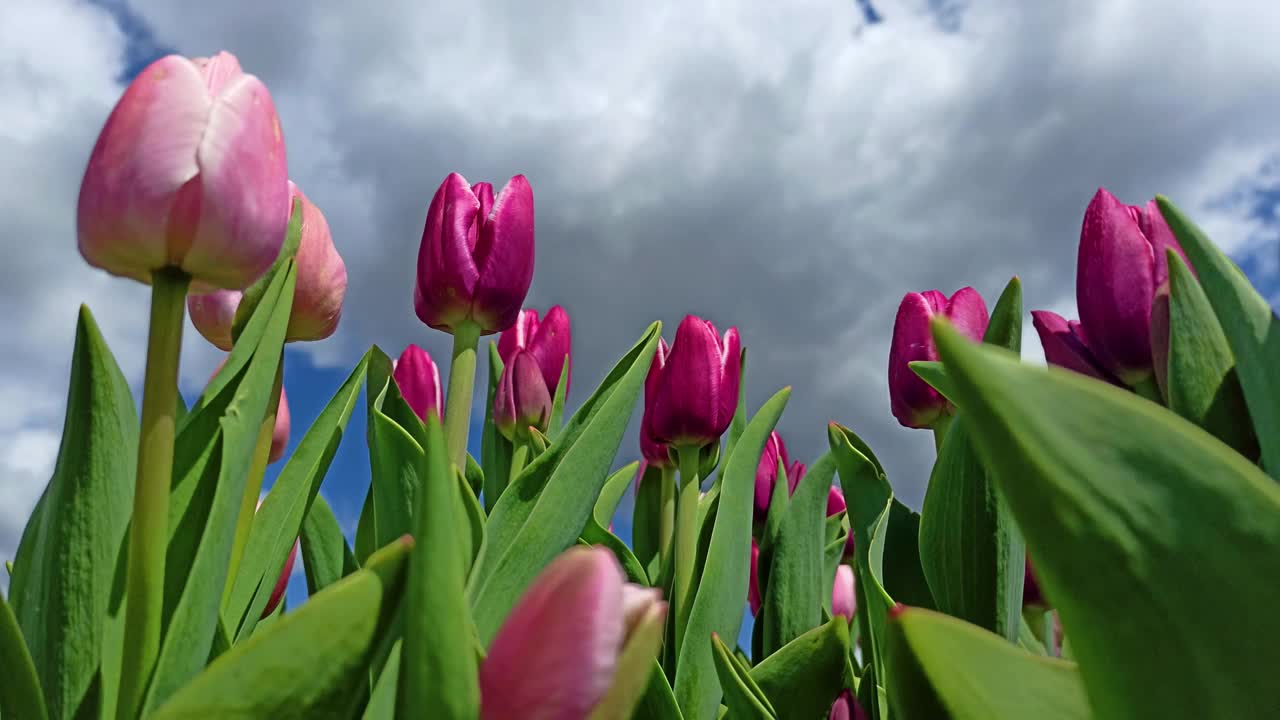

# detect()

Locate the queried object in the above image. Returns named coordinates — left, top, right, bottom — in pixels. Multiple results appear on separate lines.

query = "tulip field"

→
left=3, top=49, right=1280, bottom=720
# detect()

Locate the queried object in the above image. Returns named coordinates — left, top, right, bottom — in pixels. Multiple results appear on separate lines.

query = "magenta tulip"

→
left=832, top=564, right=856, bottom=622
left=78, top=52, right=288, bottom=289
left=826, top=486, right=855, bottom=557
left=494, top=350, right=553, bottom=440
left=888, top=288, right=989, bottom=428
left=497, top=305, right=571, bottom=396
left=647, top=315, right=741, bottom=448
left=269, top=386, right=290, bottom=463
left=754, top=432, right=806, bottom=520
left=749, top=539, right=762, bottom=616
left=1076, top=188, right=1190, bottom=385
left=188, top=181, right=346, bottom=349
left=260, top=540, right=298, bottom=618
left=479, top=546, right=666, bottom=720
left=414, top=173, right=535, bottom=335
left=393, top=344, right=443, bottom=421
left=829, top=690, right=868, bottom=720
left=1030, top=310, right=1118, bottom=384
left=639, top=337, right=673, bottom=468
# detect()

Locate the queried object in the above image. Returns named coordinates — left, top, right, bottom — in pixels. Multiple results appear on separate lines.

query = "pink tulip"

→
left=393, top=344, right=444, bottom=421
left=260, top=540, right=298, bottom=618
left=480, top=547, right=666, bottom=720
left=832, top=564, right=855, bottom=621
left=414, top=173, right=535, bottom=335
left=1076, top=188, right=1191, bottom=385
left=498, top=305, right=572, bottom=401
left=188, top=181, right=346, bottom=349
left=888, top=288, right=989, bottom=428
left=269, top=385, right=290, bottom=463
left=639, top=337, right=673, bottom=468
left=829, top=690, right=868, bottom=720
left=494, top=350, right=553, bottom=440
left=826, top=486, right=855, bottom=558
left=753, top=431, right=806, bottom=521
left=78, top=52, right=288, bottom=289
left=647, top=315, right=741, bottom=449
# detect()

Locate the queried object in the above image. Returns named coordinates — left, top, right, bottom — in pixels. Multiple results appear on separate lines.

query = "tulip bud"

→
left=78, top=52, right=288, bottom=289
left=269, top=385, right=290, bottom=463
left=1030, top=310, right=1118, bottom=383
left=414, top=173, right=535, bottom=335
left=754, top=432, right=807, bottom=521
left=1024, top=556, right=1044, bottom=607
left=188, top=181, right=346, bottom=348
left=639, top=337, right=673, bottom=468
left=648, top=315, right=742, bottom=448
left=494, top=350, right=553, bottom=440
left=479, top=546, right=667, bottom=720
left=260, top=540, right=298, bottom=618
left=888, top=288, right=989, bottom=428
left=749, top=539, right=762, bottom=616
left=829, top=690, right=868, bottom=720
left=497, top=305, right=572, bottom=396
left=1076, top=188, right=1191, bottom=385
left=393, top=344, right=443, bottom=421
left=831, top=564, right=856, bottom=621
left=826, top=486, right=855, bottom=557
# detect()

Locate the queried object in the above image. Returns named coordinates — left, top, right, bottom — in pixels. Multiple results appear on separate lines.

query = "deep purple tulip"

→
left=479, top=547, right=666, bottom=719
left=494, top=350, right=553, bottom=440
left=78, top=52, right=289, bottom=289
left=393, top=344, right=443, bottom=421
left=639, top=338, right=674, bottom=468
left=826, top=486, right=855, bottom=558
left=1030, top=311, right=1118, bottom=384
left=648, top=315, right=742, bottom=448
left=1076, top=188, right=1190, bottom=385
left=497, top=306, right=571, bottom=397
left=1024, top=555, right=1044, bottom=607
left=754, top=432, right=806, bottom=520
left=888, top=288, right=989, bottom=428
left=832, top=564, right=856, bottom=622
left=414, top=173, right=534, bottom=335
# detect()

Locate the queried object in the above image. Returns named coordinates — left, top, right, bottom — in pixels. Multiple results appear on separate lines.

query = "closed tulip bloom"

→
left=269, top=385, right=290, bottom=463
left=78, top=52, right=288, bottom=289
left=1031, top=311, right=1118, bottom=384
left=648, top=315, right=742, bottom=448
left=480, top=546, right=667, bottom=720
left=639, top=337, right=673, bottom=468
left=829, top=690, right=868, bottom=720
left=1076, top=188, right=1190, bottom=385
left=393, top=344, right=443, bottom=421
left=497, top=305, right=572, bottom=396
left=414, top=173, right=535, bottom=335
left=187, top=181, right=346, bottom=348
left=494, top=350, right=553, bottom=440
left=260, top=540, right=298, bottom=618
left=749, top=539, right=762, bottom=616
left=754, top=432, right=807, bottom=520
left=826, top=486, right=855, bottom=557
left=831, top=564, right=856, bottom=621
left=888, top=288, right=989, bottom=428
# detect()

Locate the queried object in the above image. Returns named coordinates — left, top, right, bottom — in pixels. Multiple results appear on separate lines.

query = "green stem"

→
left=657, top=466, right=676, bottom=577
left=117, top=268, right=189, bottom=720
left=1132, top=375, right=1163, bottom=404
left=932, top=413, right=954, bottom=451
left=508, top=437, right=530, bottom=489
left=443, top=321, right=482, bottom=471
left=222, top=364, right=283, bottom=607
left=672, top=446, right=702, bottom=658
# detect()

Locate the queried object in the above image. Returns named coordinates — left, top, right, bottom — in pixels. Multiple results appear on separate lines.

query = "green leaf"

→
left=480, top=343, right=511, bottom=514
left=225, top=351, right=368, bottom=640
left=722, top=348, right=749, bottom=473
left=580, top=522, right=649, bottom=586
left=146, top=263, right=296, bottom=713
left=908, top=360, right=956, bottom=404
left=468, top=323, right=662, bottom=643
left=355, top=488, right=375, bottom=566
left=8, top=306, right=136, bottom=720
left=464, top=453, right=484, bottom=499
left=594, top=462, right=639, bottom=528
left=152, top=536, right=412, bottom=719
left=674, top=388, right=790, bottom=720
left=362, top=640, right=399, bottom=720
left=982, top=277, right=1023, bottom=353
left=919, top=415, right=1022, bottom=640
left=631, top=464, right=667, bottom=578
left=934, top=319, right=1280, bottom=718
left=711, top=633, right=776, bottom=718
left=1, top=591, right=48, bottom=720
left=1163, top=250, right=1257, bottom=457
left=632, top=661, right=683, bottom=720
left=300, top=494, right=358, bottom=597
left=398, top=412, right=480, bottom=716
left=1158, top=196, right=1280, bottom=475
left=887, top=607, right=1088, bottom=720
left=228, top=194, right=304, bottom=342
left=548, top=356, right=570, bottom=440
left=760, top=452, right=835, bottom=656
left=751, top=616, right=852, bottom=720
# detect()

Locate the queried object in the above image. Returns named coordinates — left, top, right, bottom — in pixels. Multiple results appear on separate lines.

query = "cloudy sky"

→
left=3, top=0, right=1279, bottom=609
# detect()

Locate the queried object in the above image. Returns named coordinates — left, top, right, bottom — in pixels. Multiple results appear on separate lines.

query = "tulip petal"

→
left=260, top=540, right=297, bottom=618
left=718, top=327, right=742, bottom=431
left=754, top=431, right=786, bottom=518
left=888, top=292, right=945, bottom=428
left=528, top=304, right=572, bottom=395
left=513, top=351, right=553, bottom=431
left=472, top=175, right=536, bottom=333
left=415, top=173, right=481, bottom=331
left=943, top=287, right=990, bottom=341
left=77, top=55, right=210, bottom=283
left=1141, top=199, right=1192, bottom=288
left=287, top=182, right=347, bottom=342
left=831, top=564, right=855, bottom=621
left=748, top=540, right=762, bottom=616
left=187, top=289, right=242, bottom=351
left=480, top=547, right=624, bottom=720
left=498, top=308, right=540, bottom=365
left=269, top=385, right=290, bottom=463
left=1031, top=310, right=1118, bottom=384
left=394, top=344, right=444, bottom=422
left=192, top=51, right=243, bottom=96
left=651, top=316, right=730, bottom=446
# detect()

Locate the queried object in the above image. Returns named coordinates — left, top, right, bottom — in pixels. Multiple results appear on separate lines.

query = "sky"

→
left=3, top=0, right=1280, bottom=638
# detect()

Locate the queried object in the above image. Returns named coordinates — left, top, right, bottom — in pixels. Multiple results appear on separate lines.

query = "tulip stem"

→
left=672, top=445, right=702, bottom=658
left=118, top=267, right=189, bottom=720
left=222, top=363, right=283, bottom=608
left=508, top=437, right=530, bottom=489
left=932, top=414, right=953, bottom=451
left=1132, top=375, right=1162, bottom=404
left=658, top=466, right=676, bottom=575
left=443, top=321, right=482, bottom=471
